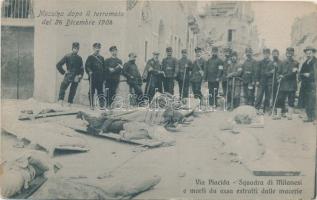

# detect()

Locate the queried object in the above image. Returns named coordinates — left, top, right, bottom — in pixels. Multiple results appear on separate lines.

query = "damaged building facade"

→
left=291, top=12, right=317, bottom=63
left=197, top=2, right=260, bottom=56
left=1, top=0, right=199, bottom=105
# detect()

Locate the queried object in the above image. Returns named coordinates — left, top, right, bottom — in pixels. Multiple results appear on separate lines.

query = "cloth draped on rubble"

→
left=2, top=121, right=89, bottom=155
left=1, top=151, right=50, bottom=198
left=31, top=174, right=161, bottom=199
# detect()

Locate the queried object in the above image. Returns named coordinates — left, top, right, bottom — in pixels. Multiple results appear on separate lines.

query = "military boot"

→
left=287, top=107, right=293, bottom=120
left=273, top=108, right=282, bottom=120
left=58, top=100, right=64, bottom=107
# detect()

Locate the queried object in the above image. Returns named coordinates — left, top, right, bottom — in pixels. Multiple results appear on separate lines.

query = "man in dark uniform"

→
left=226, top=51, right=243, bottom=109
left=190, top=47, right=205, bottom=101
left=162, top=47, right=178, bottom=95
left=204, top=46, right=224, bottom=107
left=143, top=51, right=164, bottom=101
left=56, top=42, right=84, bottom=106
left=104, top=46, right=123, bottom=107
left=273, top=47, right=299, bottom=120
left=299, top=46, right=317, bottom=122
left=221, top=47, right=232, bottom=103
left=271, top=49, right=283, bottom=108
left=241, top=47, right=257, bottom=106
left=85, top=43, right=105, bottom=109
left=122, top=52, right=143, bottom=105
left=176, top=49, right=192, bottom=99
left=255, top=48, right=275, bottom=113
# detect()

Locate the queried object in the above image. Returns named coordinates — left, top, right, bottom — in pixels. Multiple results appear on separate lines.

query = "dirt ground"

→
left=1, top=99, right=316, bottom=200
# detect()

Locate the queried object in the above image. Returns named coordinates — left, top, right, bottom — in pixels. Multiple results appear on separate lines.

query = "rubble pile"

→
left=32, top=175, right=161, bottom=200
left=232, top=105, right=257, bottom=124
left=220, top=105, right=264, bottom=131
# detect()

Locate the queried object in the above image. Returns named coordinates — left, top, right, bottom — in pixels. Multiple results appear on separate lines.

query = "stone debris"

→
left=2, top=122, right=89, bottom=156
left=32, top=175, right=161, bottom=200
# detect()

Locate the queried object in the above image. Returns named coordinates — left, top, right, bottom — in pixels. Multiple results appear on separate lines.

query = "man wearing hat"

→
left=299, top=46, right=317, bottom=122
left=122, top=53, right=143, bottom=105
left=221, top=47, right=232, bottom=101
left=226, top=51, right=243, bottom=109
left=273, top=47, right=299, bottom=120
left=162, top=47, right=178, bottom=95
left=204, top=46, right=224, bottom=107
left=190, top=47, right=205, bottom=101
left=176, top=49, right=192, bottom=99
left=56, top=42, right=84, bottom=106
left=142, top=51, right=164, bottom=101
left=85, top=43, right=105, bottom=109
left=254, top=48, right=275, bottom=113
left=104, top=46, right=123, bottom=107
left=240, top=47, right=257, bottom=106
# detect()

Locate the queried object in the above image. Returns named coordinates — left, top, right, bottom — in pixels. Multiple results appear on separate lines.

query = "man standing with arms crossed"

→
left=104, top=46, right=123, bottom=107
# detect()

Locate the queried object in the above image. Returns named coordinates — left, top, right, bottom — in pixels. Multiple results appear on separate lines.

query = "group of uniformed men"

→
left=56, top=42, right=317, bottom=123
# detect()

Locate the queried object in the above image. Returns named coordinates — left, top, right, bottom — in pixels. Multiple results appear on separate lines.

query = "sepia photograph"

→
left=1, top=0, right=317, bottom=199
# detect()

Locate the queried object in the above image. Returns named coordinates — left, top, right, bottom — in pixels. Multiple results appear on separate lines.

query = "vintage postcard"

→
left=1, top=0, right=317, bottom=199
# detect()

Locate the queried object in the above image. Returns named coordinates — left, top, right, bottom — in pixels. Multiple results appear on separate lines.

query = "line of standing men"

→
left=56, top=42, right=317, bottom=123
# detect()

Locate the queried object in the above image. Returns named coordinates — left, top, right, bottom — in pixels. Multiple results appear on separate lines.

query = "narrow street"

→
left=1, top=99, right=315, bottom=199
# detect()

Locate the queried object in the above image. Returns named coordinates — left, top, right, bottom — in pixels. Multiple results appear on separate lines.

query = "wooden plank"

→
left=11, top=176, right=48, bottom=199
left=98, top=133, right=163, bottom=147
left=67, top=124, right=163, bottom=148
left=245, top=150, right=301, bottom=176
left=19, top=111, right=78, bottom=120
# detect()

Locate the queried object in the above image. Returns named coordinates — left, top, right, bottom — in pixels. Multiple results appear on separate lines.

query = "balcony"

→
left=1, top=0, right=34, bottom=26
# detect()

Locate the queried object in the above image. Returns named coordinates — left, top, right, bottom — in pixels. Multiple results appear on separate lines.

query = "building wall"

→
left=197, top=2, right=260, bottom=58
left=32, top=0, right=198, bottom=104
left=291, top=12, right=317, bottom=63
left=33, top=0, right=127, bottom=104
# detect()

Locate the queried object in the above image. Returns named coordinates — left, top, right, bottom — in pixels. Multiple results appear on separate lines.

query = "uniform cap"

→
left=245, top=47, right=253, bottom=53
left=152, top=51, right=160, bottom=55
left=109, top=46, right=118, bottom=52
left=72, top=42, right=80, bottom=49
left=166, top=47, right=173, bottom=52
left=272, top=49, right=279, bottom=53
left=212, top=46, right=218, bottom=52
left=93, top=43, right=101, bottom=48
left=223, top=47, right=232, bottom=53
left=231, top=51, right=238, bottom=57
left=128, top=52, right=137, bottom=58
left=303, top=46, right=316, bottom=53
left=194, top=47, right=202, bottom=53
left=286, top=47, right=295, bottom=53
left=263, top=48, right=271, bottom=54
